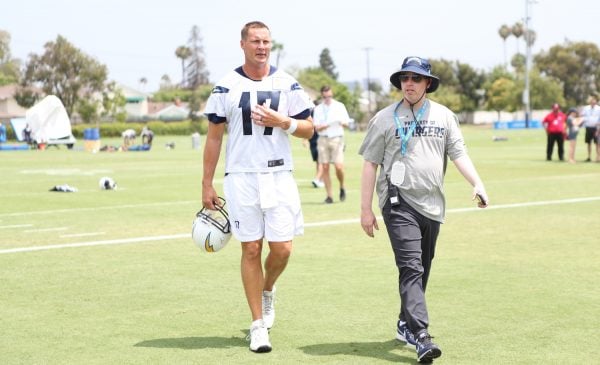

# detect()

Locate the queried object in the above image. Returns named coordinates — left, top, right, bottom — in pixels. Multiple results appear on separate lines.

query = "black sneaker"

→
left=415, top=332, right=441, bottom=363
left=324, top=197, right=333, bottom=204
left=339, top=188, right=346, bottom=202
left=395, top=320, right=416, bottom=346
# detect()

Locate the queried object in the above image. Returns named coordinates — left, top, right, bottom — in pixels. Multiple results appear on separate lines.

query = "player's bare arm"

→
left=202, top=122, right=225, bottom=210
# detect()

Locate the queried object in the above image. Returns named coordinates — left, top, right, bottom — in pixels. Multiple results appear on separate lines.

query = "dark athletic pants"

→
left=382, top=195, right=440, bottom=335
left=546, top=132, right=564, bottom=161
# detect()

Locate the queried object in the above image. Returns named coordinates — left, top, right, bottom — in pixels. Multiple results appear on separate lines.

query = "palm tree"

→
left=511, top=22, right=524, bottom=55
left=524, top=29, right=536, bottom=47
left=271, top=40, right=284, bottom=68
left=138, top=77, right=147, bottom=91
left=498, top=24, right=511, bottom=68
left=160, top=74, right=172, bottom=90
left=175, top=45, right=192, bottom=87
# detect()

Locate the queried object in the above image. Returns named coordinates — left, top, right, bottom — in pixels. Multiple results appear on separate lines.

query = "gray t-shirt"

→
left=358, top=99, right=467, bottom=223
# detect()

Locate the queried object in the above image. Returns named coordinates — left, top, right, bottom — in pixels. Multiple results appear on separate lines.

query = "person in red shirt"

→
left=542, top=103, right=567, bottom=161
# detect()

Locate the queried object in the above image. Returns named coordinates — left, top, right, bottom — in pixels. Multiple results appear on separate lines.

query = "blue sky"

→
left=2, top=0, right=598, bottom=91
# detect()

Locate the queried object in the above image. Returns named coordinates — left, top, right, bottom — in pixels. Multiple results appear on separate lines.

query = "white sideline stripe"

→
left=0, top=224, right=34, bottom=229
left=449, top=196, right=600, bottom=213
left=0, top=234, right=189, bottom=254
left=60, top=232, right=106, bottom=238
left=1, top=196, right=598, bottom=255
left=0, top=200, right=196, bottom=218
left=24, top=227, right=68, bottom=233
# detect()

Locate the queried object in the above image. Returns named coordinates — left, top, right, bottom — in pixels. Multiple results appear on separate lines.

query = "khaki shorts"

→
left=317, top=136, right=344, bottom=164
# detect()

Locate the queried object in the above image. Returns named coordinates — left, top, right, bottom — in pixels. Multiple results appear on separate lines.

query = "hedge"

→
left=71, top=119, right=208, bottom=138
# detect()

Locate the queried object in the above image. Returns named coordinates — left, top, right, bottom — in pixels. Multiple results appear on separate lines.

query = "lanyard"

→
left=322, top=104, right=329, bottom=123
left=393, top=99, right=429, bottom=156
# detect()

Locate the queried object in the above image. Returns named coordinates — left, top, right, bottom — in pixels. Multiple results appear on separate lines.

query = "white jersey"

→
left=205, top=66, right=313, bottom=173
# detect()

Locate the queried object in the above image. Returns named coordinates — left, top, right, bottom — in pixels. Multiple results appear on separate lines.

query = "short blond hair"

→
left=241, top=21, right=270, bottom=40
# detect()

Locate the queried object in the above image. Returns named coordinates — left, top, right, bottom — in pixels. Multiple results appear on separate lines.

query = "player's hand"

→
left=361, top=210, right=379, bottom=237
left=472, top=186, right=489, bottom=208
left=251, top=101, right=287, bottom=129
left=202, top=186, right=222, bottom=211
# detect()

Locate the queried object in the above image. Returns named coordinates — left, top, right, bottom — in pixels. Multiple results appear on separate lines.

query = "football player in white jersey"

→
left=202, top=21, right=314, bottom=353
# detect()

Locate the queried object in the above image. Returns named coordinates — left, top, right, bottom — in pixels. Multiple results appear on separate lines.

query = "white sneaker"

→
left=311, top=179, right=324, bottom=188
left=249, top=320, right=272, bottom=353
left=262, top=288, right=276, bottom=329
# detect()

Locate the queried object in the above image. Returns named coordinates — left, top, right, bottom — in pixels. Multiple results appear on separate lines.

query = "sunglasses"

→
left=399, top=74, right=425, bottom=83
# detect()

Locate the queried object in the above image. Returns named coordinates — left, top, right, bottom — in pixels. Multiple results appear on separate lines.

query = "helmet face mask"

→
left=192, top=199, right=232, bottom=253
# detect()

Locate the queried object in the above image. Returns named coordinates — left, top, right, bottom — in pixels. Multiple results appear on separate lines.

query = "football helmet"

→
left=99, top=176, right=117, bottom=190
left=192, top=198, right=232, bottom=253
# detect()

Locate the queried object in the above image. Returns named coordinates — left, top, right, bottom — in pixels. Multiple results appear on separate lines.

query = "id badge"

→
left=390, top=161, right=405, bottom=187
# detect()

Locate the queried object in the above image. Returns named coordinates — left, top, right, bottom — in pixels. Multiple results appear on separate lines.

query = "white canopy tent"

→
left=26, top=95, right=76, bottom=147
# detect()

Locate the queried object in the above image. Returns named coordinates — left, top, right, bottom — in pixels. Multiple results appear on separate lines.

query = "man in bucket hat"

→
left=359, top=56, right=489, bottom=363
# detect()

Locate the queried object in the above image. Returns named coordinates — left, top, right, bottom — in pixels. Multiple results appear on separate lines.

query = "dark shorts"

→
left=584, top=127, right=598, bottom=144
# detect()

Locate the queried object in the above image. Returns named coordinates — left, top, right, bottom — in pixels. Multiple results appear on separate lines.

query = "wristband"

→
left=285, top=118, right=298, bottom=134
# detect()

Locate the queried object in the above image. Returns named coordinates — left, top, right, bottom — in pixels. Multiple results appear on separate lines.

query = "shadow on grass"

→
left=299, top=339, right=417, bottom=364
left=134, top=336, right=247, bottom=350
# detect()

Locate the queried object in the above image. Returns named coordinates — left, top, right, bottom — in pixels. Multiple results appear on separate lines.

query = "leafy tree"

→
left=528, top=69, right=565, bottom=109
left=428, top=85, right=462, bottom=112
left=485, top=77, right=520, bottom=115
left=175, top=45, right=191, bottom=87
left=0, top=30, right=21, bottom=86
left=102, top=81, right=127, bottom=123
left=318, top=48, right=338, bottom=80
left=14, top=87, right=40, bottom=108
left=296, top=67, right=361, bottom=121
left=428, top=59, right=484, bottom=112
left=76, top=98, right=99, bottom=124
left=184, top=25, right=210, bottom=89
left=535, top=41, right=600, bottom=105
left=152, top=88, right=193, bottom=103
left=429, top=59, right=458, bottom=89
left=21, top=35, right=107, bottom=116
left=511, top=53, right=526, bottom=76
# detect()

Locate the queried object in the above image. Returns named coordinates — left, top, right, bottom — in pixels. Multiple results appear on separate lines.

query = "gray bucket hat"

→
left=390, top=56, right=440, bottom=93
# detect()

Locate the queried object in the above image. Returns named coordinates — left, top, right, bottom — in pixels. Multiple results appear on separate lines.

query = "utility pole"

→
left=523, top=0, right=534, bottom=128
left=364, top=47, right=372, bottom=115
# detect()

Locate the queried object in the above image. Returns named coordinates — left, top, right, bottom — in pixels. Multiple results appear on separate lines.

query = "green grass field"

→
left=1, top=126, right=599, bottom=364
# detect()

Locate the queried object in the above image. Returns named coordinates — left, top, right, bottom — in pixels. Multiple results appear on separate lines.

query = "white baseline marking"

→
left=1, top=196, right=598, bottom=255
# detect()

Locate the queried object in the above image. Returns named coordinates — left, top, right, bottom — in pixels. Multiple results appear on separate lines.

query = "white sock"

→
left=251, top=319, right=263, bottom=328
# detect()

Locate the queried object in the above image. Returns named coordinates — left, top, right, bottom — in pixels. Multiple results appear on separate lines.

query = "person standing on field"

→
left=312, top=85, right=350, bottom=204
left=565, top=107, right=583, bottom=164
left=202, top=21, right=314, bottom=354
left=359, top=56, right=489, bottom=363
left=580, top=95, right=600, bottom=162
left=542, top=103, right=567, bottom=161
